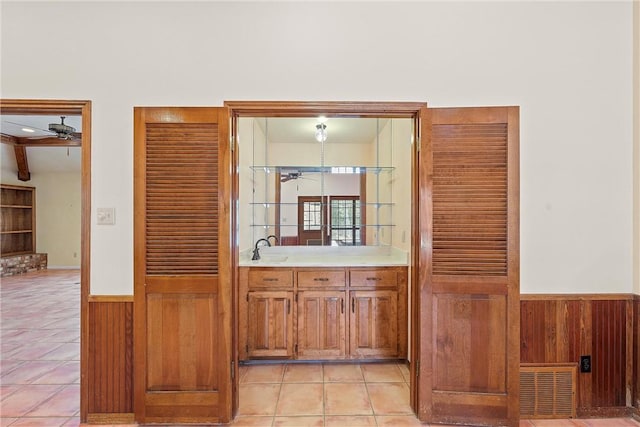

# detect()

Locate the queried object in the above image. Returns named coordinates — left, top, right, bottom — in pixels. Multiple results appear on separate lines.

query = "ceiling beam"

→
left=1, top=133, right=17, bottom=145
left=14, top=145, right=31, bottom=181
left=14, top=136, right=82, bottom=147
left=0, top=133, right=81, bottom=147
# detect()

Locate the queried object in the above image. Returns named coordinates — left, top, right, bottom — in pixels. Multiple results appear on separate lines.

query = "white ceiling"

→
left=0, top=115, right=390, bottom=177
left=1, top=115, right=82, bottom=175
left=2, top=115, right=82, bottom=138
left=252, top=117, right=388, bottom=145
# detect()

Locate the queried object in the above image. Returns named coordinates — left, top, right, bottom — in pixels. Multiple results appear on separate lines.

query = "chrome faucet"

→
left=267, top=235, right=279, bottom=246
left=252, top=238, right=271, bottom=260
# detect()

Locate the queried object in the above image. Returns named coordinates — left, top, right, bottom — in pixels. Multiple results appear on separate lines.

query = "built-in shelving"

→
left=1, top=184, right=36, bottom=256
left=249, top=164, right=396, bottom=246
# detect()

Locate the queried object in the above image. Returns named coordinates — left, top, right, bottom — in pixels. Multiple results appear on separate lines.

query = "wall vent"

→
left=520, top=364, right=576, bottom=419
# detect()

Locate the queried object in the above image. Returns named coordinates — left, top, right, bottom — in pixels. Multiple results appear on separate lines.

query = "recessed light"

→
left=21, top=128, right=35, bottom=133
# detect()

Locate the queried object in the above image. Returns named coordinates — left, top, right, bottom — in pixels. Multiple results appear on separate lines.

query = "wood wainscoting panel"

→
left=87, top=300, right=133, bottom=414
left=433, top=294, right=507, bottom=394
left=520, top=295, right=633, bottom=414
left=635, top=295, right=640, bottom=410
left=592, top=299, right=628, bottom=407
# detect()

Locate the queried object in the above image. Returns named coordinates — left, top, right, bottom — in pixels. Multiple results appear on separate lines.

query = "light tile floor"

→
left=1, top=270, right=640, bottom=427
left=1, top=269, right=80, bottom=427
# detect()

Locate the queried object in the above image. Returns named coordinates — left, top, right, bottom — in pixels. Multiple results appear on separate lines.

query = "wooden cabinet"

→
left=297, top=290, right=346, bottom=359
left=1, top=184, right=36, bottom=256
left=247, top=291, right=294, bottom=358
left=248, top=268, right=293, bottom=289
left=239, top=265, right=407, bottom=361
left=349, top=290, right=398, bottom=358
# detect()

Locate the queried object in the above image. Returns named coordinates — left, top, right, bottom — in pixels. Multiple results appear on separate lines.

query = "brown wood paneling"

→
left=433, top=294, right=507, bottom=394
left=87, top=301, right=133, bottom=414
left=520, top=296, right=633, bottom=412
left=592, top=299, right=627, bottom=407
left=520, top=300, right=580, bottom=364
left=635, top=296, right=640, bottom=409
left=146, top=293, right=218, bottom=391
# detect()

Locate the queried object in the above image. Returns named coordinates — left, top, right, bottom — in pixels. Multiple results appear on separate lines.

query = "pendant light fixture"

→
left=315, top=122, right=327, bottom=142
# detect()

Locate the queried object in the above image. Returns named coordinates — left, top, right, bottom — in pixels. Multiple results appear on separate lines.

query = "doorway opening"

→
left=227, top=101, right=425, bottom=420
left=0, top=99, right=91, bottom=421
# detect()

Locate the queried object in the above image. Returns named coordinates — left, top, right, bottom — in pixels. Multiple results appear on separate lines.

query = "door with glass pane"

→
left=330, top=196, right=361, bottom=246
left=297, top=196, right=327, bottom=245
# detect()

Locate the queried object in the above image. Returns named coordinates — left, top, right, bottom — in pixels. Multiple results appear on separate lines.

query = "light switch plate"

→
left=97, top=207, right=115, bottom=225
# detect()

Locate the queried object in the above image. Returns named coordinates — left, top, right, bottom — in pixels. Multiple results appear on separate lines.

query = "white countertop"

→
left=239, top=246, right=408, bottom=267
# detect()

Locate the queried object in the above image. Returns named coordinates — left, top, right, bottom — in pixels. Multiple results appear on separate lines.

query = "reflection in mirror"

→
left=238, top=117, right=412, bottom=250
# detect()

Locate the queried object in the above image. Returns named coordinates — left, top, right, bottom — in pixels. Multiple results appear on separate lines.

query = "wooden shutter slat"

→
left=145, top=122, right=219, bottom=276
left=432, top=122, right=508, bottom=277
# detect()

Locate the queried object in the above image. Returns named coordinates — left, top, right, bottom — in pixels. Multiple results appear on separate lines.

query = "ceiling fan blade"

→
left=3, top=120, right=56, bottom=135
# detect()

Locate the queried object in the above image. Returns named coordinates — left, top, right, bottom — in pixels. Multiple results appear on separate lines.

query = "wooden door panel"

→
left=247, top=291, right=293, bottom=357
left=417, top=106, right=519, bottom=426
left=134, top=107, right=231, bottom=424
left=297, top=291, right=346, bottom=358
left=146, top=293, right=218, bottom=391
left=350, top=291, right=398, bottom=358
left=433, top=294, right=506, bottom=393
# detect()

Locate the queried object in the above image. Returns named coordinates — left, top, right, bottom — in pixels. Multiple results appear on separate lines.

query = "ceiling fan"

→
left=281, top=171, right=303, bottom=183
left=3, top=116, right=81, bottom=142
left=46, top=116, right=79, bottom=140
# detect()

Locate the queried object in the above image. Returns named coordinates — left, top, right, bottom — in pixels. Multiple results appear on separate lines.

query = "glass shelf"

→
left=249, top=202, right=395, bottom=207
left=250, top=165, right=395, bottom=175
left=250, top=224, right=396, bottom=228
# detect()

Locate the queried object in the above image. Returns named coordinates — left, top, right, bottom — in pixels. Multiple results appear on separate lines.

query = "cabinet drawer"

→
left=248, top=268, right=293, bottom=289
left=298, top=270, right=346, bottom=288
left=349, top=269, right=398, bottom=288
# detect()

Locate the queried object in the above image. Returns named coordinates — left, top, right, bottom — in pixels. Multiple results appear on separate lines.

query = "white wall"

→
left=1, top=163, right=81, bottom=268
left=1, top=1, right=633, bottom=294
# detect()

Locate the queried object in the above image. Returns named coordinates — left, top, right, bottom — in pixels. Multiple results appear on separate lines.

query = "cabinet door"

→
left=247, top=291, right=294, bottom=358
left=297, top=291, right=346, bottom=359
left=350, top=290, right=398, bottom=358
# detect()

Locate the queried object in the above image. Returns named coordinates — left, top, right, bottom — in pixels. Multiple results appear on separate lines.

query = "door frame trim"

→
left=225, top=100, right=426, bottom=415
left=0, top=98, right=91, bottom=421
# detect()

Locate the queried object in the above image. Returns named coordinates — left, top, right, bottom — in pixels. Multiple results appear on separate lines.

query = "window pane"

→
left=330, top=198, right=360, bottom=246
left=304, top=201, right=321, bottom=231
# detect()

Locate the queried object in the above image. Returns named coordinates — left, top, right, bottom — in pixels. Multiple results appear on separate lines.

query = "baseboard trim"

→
left=86, top=412, right=135, bottom=424
left=88, top=294, right=134, bottom=303
left=521, top=293, right=635, bottom=301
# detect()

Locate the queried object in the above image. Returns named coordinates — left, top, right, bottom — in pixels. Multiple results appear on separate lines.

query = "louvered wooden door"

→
left=416, top=107, right=519, bottom=426
left=133, top=107, right=231, bottom=424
